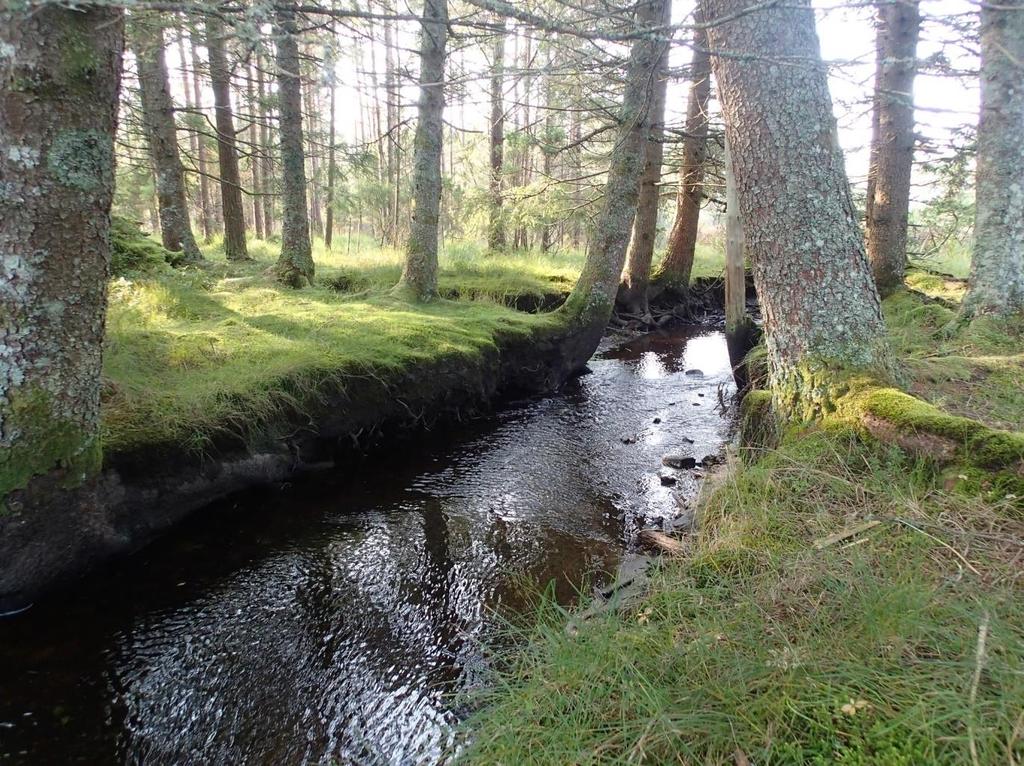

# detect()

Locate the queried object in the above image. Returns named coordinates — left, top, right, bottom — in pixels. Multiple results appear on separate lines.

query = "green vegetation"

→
left=463, top=280, right=1024, bottom=765
left=101, top=227, right=724, bottom=456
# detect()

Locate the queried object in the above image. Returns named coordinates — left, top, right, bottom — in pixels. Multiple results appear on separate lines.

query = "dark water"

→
left=0, top=328, right=735, bottom=765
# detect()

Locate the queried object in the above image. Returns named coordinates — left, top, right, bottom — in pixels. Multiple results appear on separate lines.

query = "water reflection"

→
left=0, top=328, right=735, bottom=765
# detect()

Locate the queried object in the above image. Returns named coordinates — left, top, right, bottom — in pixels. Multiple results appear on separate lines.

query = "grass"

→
left=102, top=226, right=724, bottom=456
left=462, top=275, right=1024, bottom=765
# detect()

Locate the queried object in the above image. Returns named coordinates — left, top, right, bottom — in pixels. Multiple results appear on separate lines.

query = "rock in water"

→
left=662, top=454, right=697, bottom=469
left=684, top=369, right=704, bottom=377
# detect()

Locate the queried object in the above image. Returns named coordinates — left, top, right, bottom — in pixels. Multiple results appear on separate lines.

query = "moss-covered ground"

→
left=102, top=224, right=723, bottom=456
left=463, top=274, right=1024, bottom=765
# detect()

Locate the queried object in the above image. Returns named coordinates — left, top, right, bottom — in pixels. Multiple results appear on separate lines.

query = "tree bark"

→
left=865, top=0, right=920, bottom=297
left=178, top=30, right=214, bottom=243
left=395, top=0, right=448, bottom=302
left=274, top=5, right=315, bottom=287
left=0, top=4, right=123, bottom=606
left=723, top=135, right=747, bottom=335
left=205, top=15, right=249, bottom=261
left=703, top=0, right=894, bottom=416
left=616, top=0, right=672, bottom=317
left=487, top=19, right=507, bottom=252
left=133, top=22, right=203, bottom=263
left=325, top=64, right=338, bottom=249
left=256, top=49, right=275, bottom=237
left=560, top=0, right=664, bottom=339
left=384, top=8, right=401, bottom=247
left=660, top=14, right=711, bottom=295
left=190, top=35, right=218, bottom=239
left=247, top=61, right=265, bottom=240
left=961, top=0, right=1024, bottom=318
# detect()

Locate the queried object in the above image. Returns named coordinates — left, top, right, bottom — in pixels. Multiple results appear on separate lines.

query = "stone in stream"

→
left=621, top=435, right=637, bottom=444
left=684, top=369, right=704, bottom=377
left=653, top=417, right=662, bottom=424
left=659, top=473, right=677, bottom=486
left=662, top=454, right=697, bottom=469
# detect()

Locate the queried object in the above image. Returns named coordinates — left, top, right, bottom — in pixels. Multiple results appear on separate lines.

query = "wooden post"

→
left=724, top=136, right=746, bottom=335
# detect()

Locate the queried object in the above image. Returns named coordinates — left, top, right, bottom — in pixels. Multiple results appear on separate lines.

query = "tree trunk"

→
left=616, top=0, right=672, bottom=317
left=247, top=61, right=265, bottom=240
left=325, top=68, right=338, bottom=249
left=205, top=15, right=249, bottom=261
left=133, top=22, right=203, bottom=264
left=304, top=72, right=326, bottom=240
left=190, top=35, right=218, bottom=240
left=0, top=5, right=123, bottom=607
left=487, top=19, right=507, bottom=252
left=865, top=0, right=920, bottom=296
left=703, top=0, right=893, bottom=416
left=384, top=9, right=401, bottom=247
left=256, top=50, right=275, bottom=237
left=178, top=31, right=213, bottom=243
left=560, top=0, right=664, bottom=343
left=395, top=0, right=448, bottom=302
left=660, top=14, right=711, bottom=295
left=961, top=0, right=1024, bottom=318
left=274, top=5, right=315, bottom=287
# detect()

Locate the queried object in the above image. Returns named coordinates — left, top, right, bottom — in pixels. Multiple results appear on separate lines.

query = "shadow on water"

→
left=0, top=327, right=737, bottom=765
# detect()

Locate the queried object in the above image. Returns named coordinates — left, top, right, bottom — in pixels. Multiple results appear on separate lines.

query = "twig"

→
left=968, top=611, right=991, bottom=766
left=894, top=518, right=983, bottom=577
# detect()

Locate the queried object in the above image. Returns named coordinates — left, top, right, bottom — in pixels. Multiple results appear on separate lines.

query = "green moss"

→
left=0, top=387, right=101, bottom=505
left=110, top=216, right=175, bottom=276
left=848, top=387, right=1024, bottom=468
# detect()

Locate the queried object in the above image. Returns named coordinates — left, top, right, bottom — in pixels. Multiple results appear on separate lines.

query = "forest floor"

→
left=102, top=223, right=724, bottom=457
left=464, top=271, right=1024, bottom=765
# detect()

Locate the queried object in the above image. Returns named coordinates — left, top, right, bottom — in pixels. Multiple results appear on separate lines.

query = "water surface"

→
left=0, top=328, right=735, bottom=765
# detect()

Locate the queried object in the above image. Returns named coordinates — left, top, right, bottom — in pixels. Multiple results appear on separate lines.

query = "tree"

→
left=865, top=0, right=920, bottom=296
left=0, top=4, right=123, bottom=606
left=616, top=0, right=672, bottom=318
left=559, top=0, right=666, bottom=356
left=205, top=15, right=249, bottom=261
left=395, top=0, right=449, bottom=301
left=659, top=15, right=711, bottom=296
left=132, top=20, right=203, bottom=264
left=178, top=30, right=215, bottom=242
left=488, top=18, right=507, bottom=252
left=961, top=0, right=1024, bottom=318
left=703, top=0, right=894, bottom=416
left=274, top=5, right=315, bottom=287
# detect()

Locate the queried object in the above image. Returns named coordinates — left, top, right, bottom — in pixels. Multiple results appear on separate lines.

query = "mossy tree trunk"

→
left=395, top=0, right=448, bottom=302
left=0, top=4, right=123, bottom=606
left=556, top=0, right=665, bottom=360
left=487, top=18, right=506, bottom=253
left=704, top=0, right=894, bottom=417
left=658, top=13, right=711, bottom=297
left=132, top=20, right=203, bottom=265
left=961, top=0, right=1024, bottom=318
left=274, top=5, right=315, bottom=288
left=205, top=15, right=249, bottom=262
left=616, top=0, right=672, bottom=319
left=865, top=0, right=920, bottom=297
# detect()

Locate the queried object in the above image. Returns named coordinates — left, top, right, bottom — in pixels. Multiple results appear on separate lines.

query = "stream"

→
left=0, top=327, right=736, bottom=765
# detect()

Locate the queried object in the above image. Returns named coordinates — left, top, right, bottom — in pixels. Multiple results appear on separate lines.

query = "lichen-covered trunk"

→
left=487, top=22, right=506, bottom=252
left=616, top=0, right=672, bottom=318
left=558, top=0, right=664, bottom=354
left=704, top=0, right=893, bottom=417
left=273, top=6, right=314, bottom=288
left=962, top=0, right=1024, bottom=318
left=205, top=16, right=249, bottom=262
left=0, top=4, right=123, bottom=606
left=133, top=24, right=203, bottom=264
left=660, top=17, right=711, bottom=294
left=865, top=0, right=920, bottom=297
left=395, top=0, right=448, bottom=302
